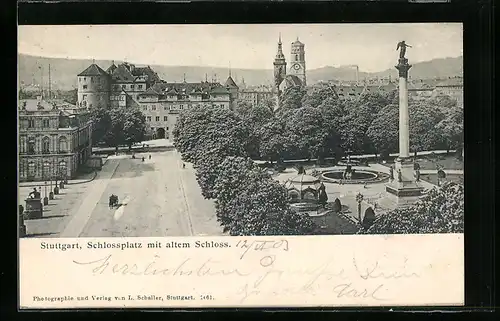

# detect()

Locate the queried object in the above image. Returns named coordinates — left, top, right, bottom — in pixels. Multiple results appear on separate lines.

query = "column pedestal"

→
left=385, top=157, right=424, bottom=207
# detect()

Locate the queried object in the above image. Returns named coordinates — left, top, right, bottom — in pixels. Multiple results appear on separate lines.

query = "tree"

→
left=429, top=94, right=457, bottom=111
left=212, top=156, right=270, bottom=228
left=436, top=106, right=464, bottom=157
left=258, top=118, right=293, bottom=163
left=359, top=182, right=464, bottom=234
left=216, top=176, right=316, bottom=235
left=279, top=86, right=306, bottom=112
left=173, top=105, right=249, bottom=165
left=284, top=107, right=329, bottom=160
left=366, top=104, right=399, bottom=158
left=257, top=98, right=276, bottom=112
left=302, top=82, right=338, bottom=108
left=234, top=102, right=275, bottom=158
left=318, top=97, right=345, bottom=158
left=99, top=107, right=147, bottom=151
left=409, top=101, right=446, bottom=157
left=90, top=107, right=112, bottom=145
left=174, top=106, right=250, bottom=199
left=357, top=92, right=391, bottom=112
left=173, top=106, right=218, bottom=163
left=122, top=108, right=147, bottom=150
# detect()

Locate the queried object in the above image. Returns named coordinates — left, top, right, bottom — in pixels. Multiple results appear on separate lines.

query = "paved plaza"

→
left=20, top=150, right=223, bottom=238
left=275, top=162, right=446, bottom=227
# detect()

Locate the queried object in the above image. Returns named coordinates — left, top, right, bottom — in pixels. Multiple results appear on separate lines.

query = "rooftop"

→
left=19, top=98, right=80, bottom=112
left=77, top=64, right=109, bottom=77
left=224, top=76, right=238, bottom=88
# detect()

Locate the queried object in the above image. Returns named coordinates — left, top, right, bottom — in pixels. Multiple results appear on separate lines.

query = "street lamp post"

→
left=49, top=175, right=54, bottom=200
left=43, top=182, right=49, bottom=205
left=356, top=192, right=364, bottom=224
left=53, top=174, right=59, bottom=195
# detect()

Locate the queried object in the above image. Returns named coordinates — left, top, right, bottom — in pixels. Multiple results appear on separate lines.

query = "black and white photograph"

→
left=18, top=23, right=464, bottom=239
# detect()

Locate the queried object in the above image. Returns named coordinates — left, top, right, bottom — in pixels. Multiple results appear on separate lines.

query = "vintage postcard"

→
left=18, top=23, right=464, bottom=308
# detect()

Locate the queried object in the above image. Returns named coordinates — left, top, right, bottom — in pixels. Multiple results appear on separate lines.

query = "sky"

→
left=18, top=23, right=463, bottom=72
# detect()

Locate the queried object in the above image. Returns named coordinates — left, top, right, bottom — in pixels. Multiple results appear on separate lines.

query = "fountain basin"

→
left=321, top=169, right=388, bottom=184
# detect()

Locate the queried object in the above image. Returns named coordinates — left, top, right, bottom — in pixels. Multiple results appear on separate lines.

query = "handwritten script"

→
left=72, top=242, right=422, bottom=303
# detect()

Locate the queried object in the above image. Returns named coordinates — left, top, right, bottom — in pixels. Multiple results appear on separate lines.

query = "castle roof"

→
left=106, top=63, right=117, bottom=74
left=132, top=66, right=161, bottom=83
left=224, top=76, right=238, bottom=88
left=138, top=87, right=160, bottom=97
left=111, top=64, right=135, bottom=83
left=210, top=86, right=230, bottom=94
left=151, top=82, right=168, bottom=93
left=78, top=64, right=109, bottom=77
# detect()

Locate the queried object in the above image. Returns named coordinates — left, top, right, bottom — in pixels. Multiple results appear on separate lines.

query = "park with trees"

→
left=172, top=83, right=464, bottom=235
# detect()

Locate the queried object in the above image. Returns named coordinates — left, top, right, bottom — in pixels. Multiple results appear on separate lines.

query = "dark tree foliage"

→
left=362, top=207, right=376, bottom=230
left=359, top=182, right=464, bottom=234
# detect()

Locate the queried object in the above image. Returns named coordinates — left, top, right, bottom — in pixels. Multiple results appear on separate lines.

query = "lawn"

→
left=420, top=173, right=463, bottom=185
left=381, top=154, right=463, bottom=170
left=414, top=155, right=463, bottom=170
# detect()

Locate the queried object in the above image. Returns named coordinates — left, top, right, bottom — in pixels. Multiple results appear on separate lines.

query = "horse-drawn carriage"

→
left=109, top=194, right=119, bottom=208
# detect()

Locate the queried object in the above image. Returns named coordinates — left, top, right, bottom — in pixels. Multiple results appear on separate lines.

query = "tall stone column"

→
left=385, top=57, right=423, bottom=207
left=397, top=60, right=410, bottom=159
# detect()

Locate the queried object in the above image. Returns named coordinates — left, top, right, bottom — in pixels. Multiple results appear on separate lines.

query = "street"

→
left=22, top=150, right=223, bottom=238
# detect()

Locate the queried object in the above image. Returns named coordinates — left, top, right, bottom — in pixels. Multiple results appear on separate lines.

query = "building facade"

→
left=138, top=79, right=238, bottom=139
left=18, top=98, right=92, bottom=182
left=238, top=85, right=274, bottom=107
left=77, top=62, right=238, bottom=139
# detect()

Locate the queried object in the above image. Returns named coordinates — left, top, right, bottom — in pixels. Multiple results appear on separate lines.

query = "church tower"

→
left=273, top=33, right=287, bottom=90
left=289, top=37, right=306, bottom=86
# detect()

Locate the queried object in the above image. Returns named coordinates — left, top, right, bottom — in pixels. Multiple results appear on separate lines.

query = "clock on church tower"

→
left=289, top=37, right=306, bottom=85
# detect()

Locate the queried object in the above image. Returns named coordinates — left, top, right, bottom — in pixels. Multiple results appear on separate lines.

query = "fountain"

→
left=321, top=162, right=388, bottom=185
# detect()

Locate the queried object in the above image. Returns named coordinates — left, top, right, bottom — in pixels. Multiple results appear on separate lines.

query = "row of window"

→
left=22, top=119, right=50, bottom=129
left=20, top=136, right=69, bottom=155
left=143, top=104, right=186, bottom=111
left=79, top=77, right=105, bottom=84
left=20, top=160, right=68, bottom=178
left=112, top=84, right=144, bottom=92
left=147, top=116, right=170, bottom=122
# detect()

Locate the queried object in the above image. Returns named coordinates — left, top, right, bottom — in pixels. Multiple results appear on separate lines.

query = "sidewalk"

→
left=21, top=159, right=120, bottom=238
left=19, top=171, right=98, bottom=188
left=60, top=159, right=120, bottom=237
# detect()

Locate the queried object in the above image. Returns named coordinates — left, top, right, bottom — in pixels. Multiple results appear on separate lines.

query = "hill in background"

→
left=18, top=54, right=463, bottom=91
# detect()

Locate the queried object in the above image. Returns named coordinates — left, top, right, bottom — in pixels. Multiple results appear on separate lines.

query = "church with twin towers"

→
left=273, top=34, right=307, bottom=109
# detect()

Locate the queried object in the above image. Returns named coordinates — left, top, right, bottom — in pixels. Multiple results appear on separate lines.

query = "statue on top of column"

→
left=396, top=41, right=412, bottom=60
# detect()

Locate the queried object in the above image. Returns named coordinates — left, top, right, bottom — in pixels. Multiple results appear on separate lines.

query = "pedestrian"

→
left=182, top=163, right=186, bottom=169
left=149, top=154, right=151, bottom=160
left=29, top=188, right=37, bottom=198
